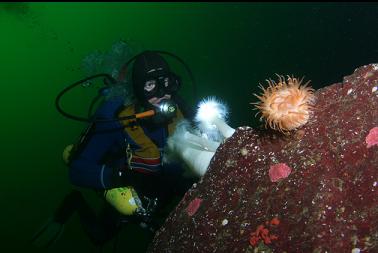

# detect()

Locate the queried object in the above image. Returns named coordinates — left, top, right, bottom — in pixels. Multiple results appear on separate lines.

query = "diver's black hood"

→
left=132, top=51, right=170, bottom=104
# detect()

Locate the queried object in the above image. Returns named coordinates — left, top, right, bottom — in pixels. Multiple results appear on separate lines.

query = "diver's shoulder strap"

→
left=118, top=105, right=160, bottom=158
left=118, top=104, right=184, bottom=162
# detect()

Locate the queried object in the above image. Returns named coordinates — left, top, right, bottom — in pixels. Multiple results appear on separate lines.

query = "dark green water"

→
left=1, top=2, right=377, bottom=252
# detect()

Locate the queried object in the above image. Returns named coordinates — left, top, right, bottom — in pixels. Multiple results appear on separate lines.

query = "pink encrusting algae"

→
left=366, top=126, right=378, bottom=148
left=186, top=197, right=203, bottom=217
left=268, top=163, right=292, bottom=182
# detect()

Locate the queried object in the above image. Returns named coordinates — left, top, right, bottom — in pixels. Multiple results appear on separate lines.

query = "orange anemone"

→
left=252, top=74, right=315, bottom=133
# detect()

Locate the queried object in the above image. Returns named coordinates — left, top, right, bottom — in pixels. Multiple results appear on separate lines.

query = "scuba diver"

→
left=31, top=49, right=197, bottom=250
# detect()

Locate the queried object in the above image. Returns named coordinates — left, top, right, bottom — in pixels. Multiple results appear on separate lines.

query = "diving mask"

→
left=143, top=73, right=181, bottom=100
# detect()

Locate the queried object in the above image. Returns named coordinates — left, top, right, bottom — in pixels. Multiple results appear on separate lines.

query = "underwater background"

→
left=1, top=2, right=377, bottom=252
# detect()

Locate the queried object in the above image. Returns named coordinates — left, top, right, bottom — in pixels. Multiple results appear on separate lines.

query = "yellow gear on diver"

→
left=104, top=187, right=143, bottom=216
left=62, top=144, right=75, bottom=164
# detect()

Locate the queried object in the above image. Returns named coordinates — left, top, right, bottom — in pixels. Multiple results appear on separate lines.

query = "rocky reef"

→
left=148, top=64, right=378, bottom=253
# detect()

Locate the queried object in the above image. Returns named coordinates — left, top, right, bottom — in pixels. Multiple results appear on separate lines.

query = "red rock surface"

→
left=148, top=64, right=378, bottom=253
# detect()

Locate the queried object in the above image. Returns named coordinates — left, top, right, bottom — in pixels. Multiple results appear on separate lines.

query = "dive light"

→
left=135, top=99, right=177, bottom=120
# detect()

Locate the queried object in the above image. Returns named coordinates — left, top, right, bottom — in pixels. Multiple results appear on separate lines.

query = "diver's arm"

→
left=69, top=120, right=125, bottom=190
left=68, top=98, right=126, bottom=190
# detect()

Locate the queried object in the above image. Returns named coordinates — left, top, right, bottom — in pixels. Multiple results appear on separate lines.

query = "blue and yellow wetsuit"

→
left=68, top=97, right=185, bottom=215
